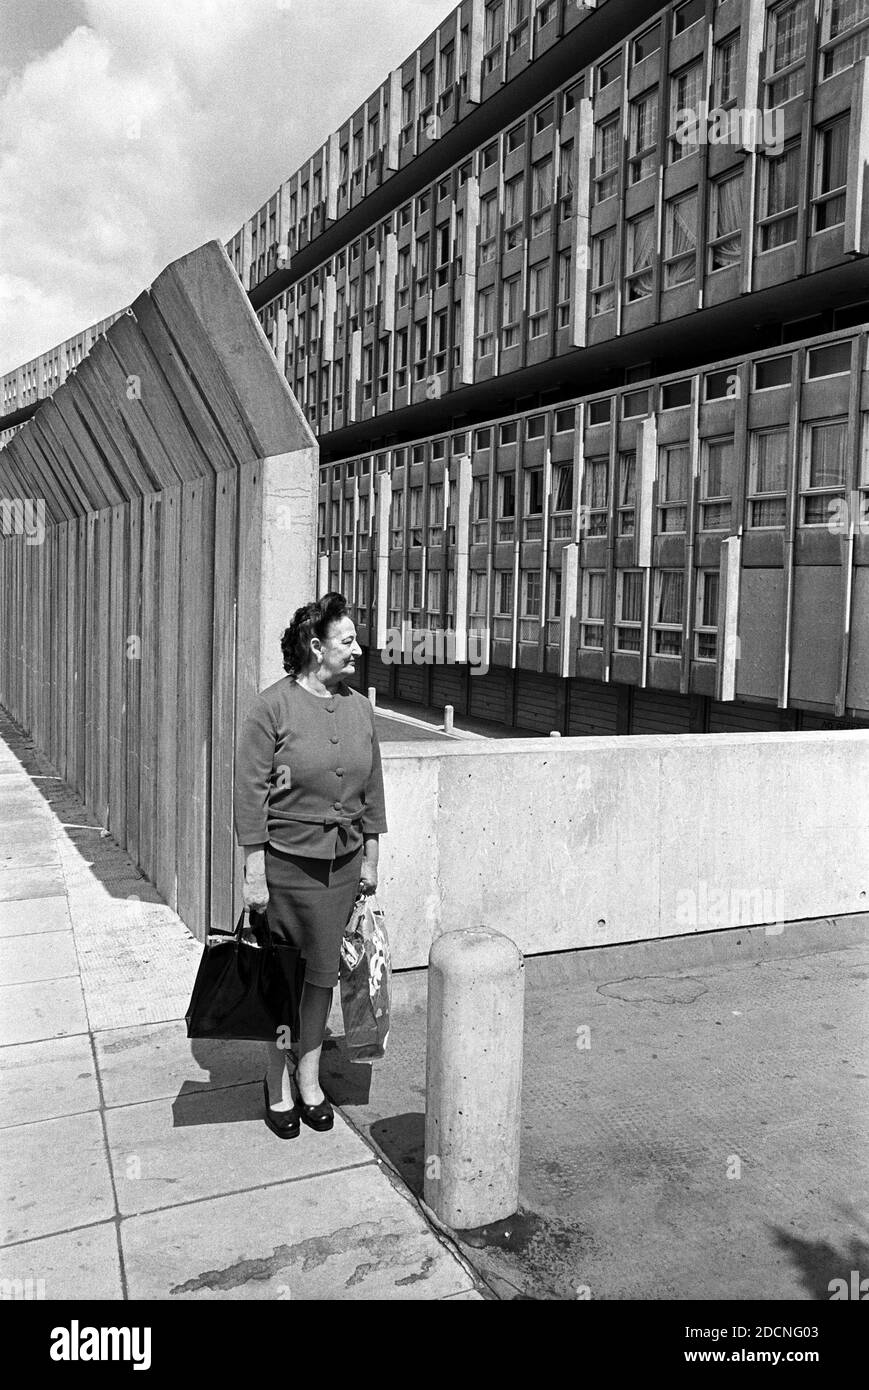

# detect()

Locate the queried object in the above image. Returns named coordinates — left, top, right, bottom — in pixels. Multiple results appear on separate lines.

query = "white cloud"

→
left=0, top=0, right=448, bottom=377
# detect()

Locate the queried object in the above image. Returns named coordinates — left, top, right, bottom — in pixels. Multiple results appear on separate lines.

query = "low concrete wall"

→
left=378, top=730, right=869, bottom=969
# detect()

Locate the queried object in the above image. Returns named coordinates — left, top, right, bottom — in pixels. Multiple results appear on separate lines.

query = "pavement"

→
left=323, top=926, right=869, bottom=1301
left=0, top=711, right=484, bottom=1302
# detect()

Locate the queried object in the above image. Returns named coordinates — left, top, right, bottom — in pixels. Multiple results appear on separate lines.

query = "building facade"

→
left=3, top=0, right=869, bottom=731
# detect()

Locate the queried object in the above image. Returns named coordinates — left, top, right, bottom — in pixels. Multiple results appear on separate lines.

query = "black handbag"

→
left=185, top=908, right=305, bottom=1042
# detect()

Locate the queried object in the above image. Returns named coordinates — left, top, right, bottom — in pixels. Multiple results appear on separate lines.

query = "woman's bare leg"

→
left=295, top=983, right=332, bottom=1106
left=265, top=1036, right=296, bottom=1110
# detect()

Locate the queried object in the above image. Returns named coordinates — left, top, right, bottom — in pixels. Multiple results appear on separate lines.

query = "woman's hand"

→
left=243, top=865, right=270, bottom=914
left=359, top=859, right=378, bottom=896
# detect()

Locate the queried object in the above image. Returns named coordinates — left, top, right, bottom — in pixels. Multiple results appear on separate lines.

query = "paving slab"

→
left=0, top=895, right=71, bottom=937
left=0, top=976, right=89, bottom=1046
left=0, top=864, right=67, bottom=901
left=0, top=1222, right=123, bottom=1300
left=121, top=1165, right=478, bottom=1300
left=0, top=931, right=78, bottom=986
left=0, top=1110, right=115, bottom=1245
left=0, top=1035, right=100, bottom=1128
left=105, top=1082, right=374, bottom=1216
left=95, top=1020, right=268, bottom=1109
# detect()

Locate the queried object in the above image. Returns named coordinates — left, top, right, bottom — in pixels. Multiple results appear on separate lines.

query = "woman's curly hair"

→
left=281, top=592, right=351, bottom=677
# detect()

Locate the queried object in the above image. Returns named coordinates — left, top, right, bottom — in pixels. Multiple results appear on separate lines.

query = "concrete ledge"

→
left=384, top=912, right=869, bottom=1015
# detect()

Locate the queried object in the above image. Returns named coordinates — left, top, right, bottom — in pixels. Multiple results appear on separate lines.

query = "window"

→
left=755, top=354, right=792, bottom=389
left=493, top=569, right=514, bottom=640
left=527, top=415, right=546, bottom=440
left=435, top=223, right=451, bottom=287
left=559, top=140, right=575, bottom=218
left=748, top=428, right=789, bottom=526
left=812, top=117, right=849, bottom=233
left=820, top=0, right=869, bottom=77
left=764, top=0, right=809, bottom=107
left=482, top=141, right=498, bottom=169
left=390, top=489, right=405, bottom=548
left=597, top=53, right=621, bottom=89
left=555, top=407, right=575, bottom=432
left=634, top=24, right=661, bottom=62
left=480, top=193, right=498, bottom=264
left=616, top=571, right=644, bottom=652
left=519, top=569, right=541, bottom=641
left=415, top=234, right=430, bottom=294
left=445, top=570, right=456, bottom=630
left=358, top=492, right=371, bottom=535
left=534, top=102, right=554, bottom=134
left=595, top=118, right=620, bottom=202
left=557, top=248, right=572, bottom=327
left=653, top=571, right=684, bottom=656
left=531, top=157, right=554, bottom=236
left=472, top=478, right=490, bottom=542
left=509, top=0, right=530, bottom=51
left=591, top=230, right=616, bottom=316
left=674, top=0, right=704, bottom=32
left=497, top=472, right=516, bottom=540
left=581, top=571, right=605, bottom=648
left=524, top=469, right=544, bottom=539
left=362, top=344, right=374, bottom=401
left=662, top=379, right=692, bottom=410
left=695, top=572, right=720, bottom=661
left=433, top=309, right=449, bottom=374
left=708, top=173, right=743, bottom=271
left=563, top=80, right=583, bottom=113
left=664, top=192, right=697, bottom=287
left=669, top=62, right=704, bottom=162
left=502, top=275, right=522, bottom=349
left=528, top=263, right=550, bottom=338
left=485, top=1, right=504, bottom=58
left=469, top=571, right=488, bottom=631
left=420, top=63, right=434, bottom=115
left=582, top=457, right=609, bottom=536
left=659, top=446, right=689, bottom=532
left=427, top=481, right=444, bottom=545
left=713, top=33, right=740, bottom=108
left=408, top=487, right=423, bottom=546
left=500, top=421, right=518, bottom=445
left=551, top=464, right=573, bottom=537
left=701, top=437, right=734, bottom=530
left=547, top=569, right=562, bottom=645
left=807, top=342, right=851, bottom=378
left=629, top=91, right=659, bottom=184
left=440, top=41, right=455, bottom=94
left=802, top=418, right=848, bottom=523
left=394, top=328, right=409, bottom=388
left=388, top=571, right=402, bottom=629
left=408, top=572, right=424, bottom=627
left=504, top=174, right=525, bottom=249
left=626, top=212, right=655, bottom=301
left=475, top=427, right=492, bottom=449
left=397, top=247, right=411, bottom=307
left=477, top=287, right=495, bottom=356
left=617, top=453, right=636, bottom=535
left=624, top=388, right=651, bottom=419
left=414, top=319, right=428, bottom=380
left=758, top=143, right=800, bottom=250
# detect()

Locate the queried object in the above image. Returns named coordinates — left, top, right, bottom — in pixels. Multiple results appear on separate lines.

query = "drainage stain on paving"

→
left=597, top=975, right=708, bottom=1004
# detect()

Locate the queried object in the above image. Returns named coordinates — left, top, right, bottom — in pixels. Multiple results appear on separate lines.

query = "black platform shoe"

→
left=263, top=1076, right=300, bottom=1139
left=294, top=1080, right=334, bottom=1132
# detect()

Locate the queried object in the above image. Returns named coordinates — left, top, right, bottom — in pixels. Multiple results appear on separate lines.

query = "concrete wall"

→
left=378, top=731, right=869, bottom=969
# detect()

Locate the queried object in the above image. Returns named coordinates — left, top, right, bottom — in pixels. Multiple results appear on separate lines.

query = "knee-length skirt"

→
left=263, top=843, right=363, bottom=990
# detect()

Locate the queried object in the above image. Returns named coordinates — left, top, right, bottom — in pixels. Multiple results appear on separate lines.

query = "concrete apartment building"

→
left=3, top=0, right=869, bottom=735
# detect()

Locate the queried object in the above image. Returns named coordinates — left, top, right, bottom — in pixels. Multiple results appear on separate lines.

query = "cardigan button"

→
left=326, top=702, right=335, bottom=712
left=330, top=736, right=339, bottom=744
left=333, top=800, right=343, bottom=811
left=336, top=768, right=345, bottom=777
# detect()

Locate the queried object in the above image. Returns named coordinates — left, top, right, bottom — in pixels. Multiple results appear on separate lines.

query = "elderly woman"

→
left=233, top=592, right=387, bottom=1139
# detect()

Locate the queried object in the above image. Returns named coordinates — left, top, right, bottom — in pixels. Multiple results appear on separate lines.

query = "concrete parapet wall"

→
left=379, top=731, right=869, bottom=969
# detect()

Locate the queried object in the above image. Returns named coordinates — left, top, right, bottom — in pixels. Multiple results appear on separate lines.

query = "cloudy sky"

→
left=0, top=0, right=449, bottom=378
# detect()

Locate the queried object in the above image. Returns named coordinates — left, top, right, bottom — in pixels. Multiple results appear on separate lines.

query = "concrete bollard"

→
left=443, top=703, right=454, bottom=733
left=424, top=928, right=524, bottom=1229
left=550, top=730, right=561, bottom=737
left=367, top=686, right=377, bottom=708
